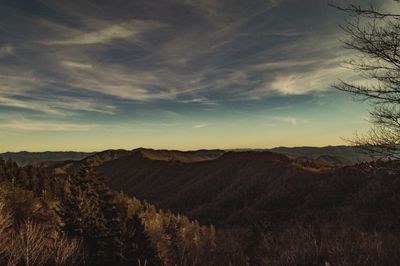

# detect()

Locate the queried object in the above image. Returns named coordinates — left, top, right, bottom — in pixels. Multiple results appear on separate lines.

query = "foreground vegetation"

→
left=1, top=156, right=400, bottom=265
left=0, top=159, right=221, bottom=265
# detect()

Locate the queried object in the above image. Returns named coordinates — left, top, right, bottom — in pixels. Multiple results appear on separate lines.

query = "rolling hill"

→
left=93, top=149, right=399, bottom=230
left=270, top=145, right=370, bottom=164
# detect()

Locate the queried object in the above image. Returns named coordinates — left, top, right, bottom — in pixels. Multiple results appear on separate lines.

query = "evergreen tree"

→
left=58, top=166, right=107, bottom=265
left=58, top=164, right=159, bottom=265
left=97, top=182, right=126, bottom=264
left=124, top=214, right=161, bottom=266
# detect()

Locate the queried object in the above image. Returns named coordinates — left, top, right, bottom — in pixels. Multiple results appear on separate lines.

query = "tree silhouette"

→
left=333, top=2, right=400, bottom=159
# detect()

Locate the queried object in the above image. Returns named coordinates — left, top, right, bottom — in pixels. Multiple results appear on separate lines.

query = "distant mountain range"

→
left=0, top=151, right=95, bottom=166
left=0, top=145, right=371, bottom=167
left=269, top=145, right=370, bottom=163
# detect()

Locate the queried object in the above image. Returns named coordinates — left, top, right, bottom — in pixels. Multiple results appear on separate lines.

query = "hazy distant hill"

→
left=270, top=145, right=370, bottom=164
left=0, top=151, right=95, bottom=166
left=228, top=146, right=370, bottom=166
left=135, top=148, right=224, bottom=162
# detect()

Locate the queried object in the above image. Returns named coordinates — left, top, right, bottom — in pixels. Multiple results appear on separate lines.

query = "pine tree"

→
left=58, top=164, right=160, bottom=265
left=57, top=166, right=107, bottom=265
left=124, top=214, right=161, bottom=266
left=97, top=182, right=126, bottom=264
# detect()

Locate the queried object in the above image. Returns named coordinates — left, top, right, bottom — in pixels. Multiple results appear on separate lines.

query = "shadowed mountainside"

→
left=95, top=149, right=399, bottom=230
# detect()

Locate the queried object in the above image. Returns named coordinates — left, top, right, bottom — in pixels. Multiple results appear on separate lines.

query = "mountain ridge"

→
left=0, top=145, right=371, bottom=167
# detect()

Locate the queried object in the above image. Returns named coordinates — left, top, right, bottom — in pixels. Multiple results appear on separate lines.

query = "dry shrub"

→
left=0, top=201, right=13, bottom=265
left=51, top=234, right=81, bottom=266
left=0, top=216, right=81, bottom=266
left=0, top=202, right=12, bottom=234
left=8, top=220, right=50, bottom=266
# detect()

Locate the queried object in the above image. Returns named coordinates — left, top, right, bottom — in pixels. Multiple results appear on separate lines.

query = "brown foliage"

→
left=259, top=224, right=400, bottom=266
left=0, top=198, right=81, bottom=266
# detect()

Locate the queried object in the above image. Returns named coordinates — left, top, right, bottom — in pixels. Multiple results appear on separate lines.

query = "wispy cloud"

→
left=62, top=61, right=93, bottom=69
left=0, top=115, right=99, bottom=131
left=44, top=20, right=164, bottom=46
left=58, top=64, right=178, bottom=101
left=0, top=72, right=46, bottom=94
left=192, top=124, right=208, bottom=129
left=269, top=66, right=347, bottom=96
left=0, top=95, right=116, bottom=115
left=0, top=45, right=14, bottom=58
left=271, top=116, right=312, bottom=125
left=279, top=117, right=298, bottom=125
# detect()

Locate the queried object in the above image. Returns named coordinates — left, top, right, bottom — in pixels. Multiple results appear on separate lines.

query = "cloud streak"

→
left=0, top=0, right=391, bottom=139
left=0, top=0, right=351, bottom=108
left=44, top=19, right=164, bottom=46
left=0, top=45, right=14, bottom=58
left=0, top=115, right=99, bottom=131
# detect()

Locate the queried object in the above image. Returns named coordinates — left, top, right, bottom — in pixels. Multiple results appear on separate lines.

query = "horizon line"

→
left=0, top=144, right=353, bottom=154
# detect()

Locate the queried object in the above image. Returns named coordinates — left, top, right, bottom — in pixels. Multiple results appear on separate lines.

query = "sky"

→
left=0, top=0, right=397, bottom=152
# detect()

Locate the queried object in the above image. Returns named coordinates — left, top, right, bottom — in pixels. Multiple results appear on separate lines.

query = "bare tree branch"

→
left=333, top=2, right=400, bottom=159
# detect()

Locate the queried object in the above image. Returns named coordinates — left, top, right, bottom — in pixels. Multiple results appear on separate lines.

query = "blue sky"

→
left=0, top=0, right=396, bottom=151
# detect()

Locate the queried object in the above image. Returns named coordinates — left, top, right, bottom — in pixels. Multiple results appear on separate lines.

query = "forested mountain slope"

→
left=97, top=150, right=400, bottom=231
left=0, top=158, right=228, bottom=265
